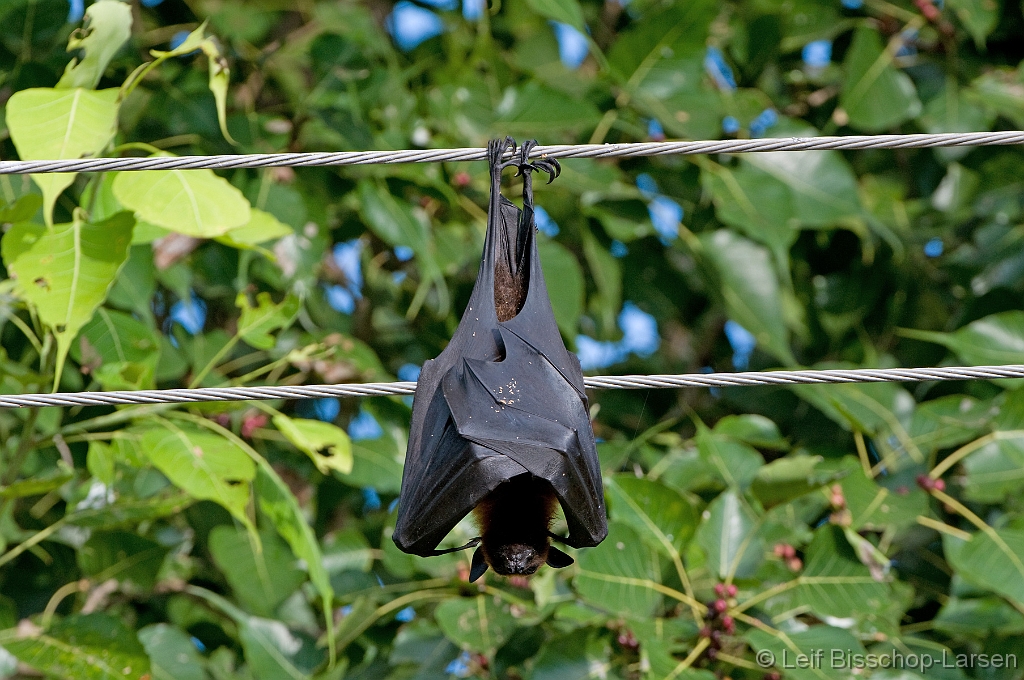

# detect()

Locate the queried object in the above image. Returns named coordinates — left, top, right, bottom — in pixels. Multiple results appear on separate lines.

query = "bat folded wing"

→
left=393, top=415, right=528, bottom=555
left=439, top=329, right=607, bottom=548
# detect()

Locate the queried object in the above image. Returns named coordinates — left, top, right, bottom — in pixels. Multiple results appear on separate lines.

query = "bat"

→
left=393, top=137, right=607, bottom=581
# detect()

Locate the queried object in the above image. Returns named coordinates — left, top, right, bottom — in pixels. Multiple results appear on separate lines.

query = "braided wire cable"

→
left=2, top=364, right=1023, bottom=408
left=2, top=131, right=1024, bottom=175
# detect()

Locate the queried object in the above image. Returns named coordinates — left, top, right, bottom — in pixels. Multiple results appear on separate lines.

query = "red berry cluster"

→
left=616, top=629, right=639, bottom=651
left=916, top=474, right=946, bottom=492
left=773, top=543, right=802, bottom=572
left=699, top=585, right=737, bottom=660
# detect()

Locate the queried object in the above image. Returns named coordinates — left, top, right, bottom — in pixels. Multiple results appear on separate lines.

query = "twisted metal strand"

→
left=2, top=364, right=1023, bottom=408
left=2, top=131, right=1023, bottom=175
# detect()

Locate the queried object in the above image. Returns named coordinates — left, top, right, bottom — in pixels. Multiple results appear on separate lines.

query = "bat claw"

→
left=517, top=139, right=560, bottom=183
left=490, top=136, right=519, bottom=170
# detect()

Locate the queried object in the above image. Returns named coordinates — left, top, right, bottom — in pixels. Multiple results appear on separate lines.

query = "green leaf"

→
left=57, top=0, right=133, bottom=90
left=186, top=587, right=321, bottom=680
left=696, top=490, right=763, bottom=580
left=358, top=180, right=446, bottom=316
left=702, top=162, right=798, bottom=261
left=9, top=212, right=133, bottom=387
left=946, top=529, right=1024, bottom=604
left=574, top=523, right=663, bottom=617
left=751, top=455, right=845, bottom=508
left=0, top=194, right=42, bottom=223
left=934, top=597, right=1024, bottom=638
left=697, top=428, right=764, bottom=490
left=606, top=475, right=698, bottom=556
left=87, top=441, right=115, bottom=486
left=1, top=222, right=46, bottom=269
left=712, top=414, right=788, bottom=450
left=832, top=458, right=925, bottom=531
left=112, top=164, right=251, bottom=238
left=840, top=27, right=921, bottom=132
left=348, top=437, right=404, bottom=493
left=150, top=22, right=210, bottom=59
left=199, top=39, right=237, bottom=145
left=5, top=613, right=150, bottom=680
left=902, top=311, right=1024, bottom=366
left=139, top=422, right=255, bottom=529
left=947, top=0, right=1000, bottom=48
left=918, top=84, right=996, bottom=161
left=6, top=87, right=120, bottom=224
left=74, top=308, right=159, bottom=367
left=216, top=208, right=292, bottom=248
left=700, top=230, right=794, bottom=364
left=538, top=240, right=584, bottom=339
left=746, top=626, right=865, bottom=680
left=236, top=292, right=300, bottom=350
left=0, top=462, right=74, bottom=499
left=138, top=624, right=207, bottom=680
left=909, top=394, right=991, bottom=455
left=253, top=464, right=336, bottom=662
left=73, top=308, right=160, bottom=389
left=69, top=492, right=194, bottom=529
left=960, top=433, right=1024, bottom=503
left=209, top=526, right=307, bottom=616
left=321, top=528, right=374, bottom=574
left=524, top=0, right=584, bottom=31
left=495, top=82, right=602, bottom=134
left=530, top=629, right=605, bottom=680
left=606, top=4, right=714, bottom=84
left=793, top=526, right=890, bottom=619
left=77, top=531, right=170, bottom=590
left=968, top=68, right=1024, bottom=128
left=434, top=596, right=517, bottom=654
left=742, top=145, right=864, bottom=230
left=272, top=414, right=354, bottom=475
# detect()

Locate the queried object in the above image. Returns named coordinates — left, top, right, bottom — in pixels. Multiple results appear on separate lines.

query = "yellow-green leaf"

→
left=6, top=88, right=120, bottom=225
left=8, top=212, right=133, bottom=388
left=273, top=414, right=354, bottom=475
left=57, top=0, right=133, bottom=90
left=236, top=292, right=300, bottom=350
left=139, top=422, right=255, bottom=529
left=217, top=208, right=293, bottom=248
left=112, top=163, right=251, bottom=238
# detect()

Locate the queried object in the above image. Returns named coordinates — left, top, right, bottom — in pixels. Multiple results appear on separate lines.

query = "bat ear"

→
left=546, top=546, right=574, bottom=569
left=469, top=547, right=489, bottom=582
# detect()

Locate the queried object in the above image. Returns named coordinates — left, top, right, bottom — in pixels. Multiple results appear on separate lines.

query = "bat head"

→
left=469, top=474, right=573, bottom=582
left=469, top=541, right=575, bottom=582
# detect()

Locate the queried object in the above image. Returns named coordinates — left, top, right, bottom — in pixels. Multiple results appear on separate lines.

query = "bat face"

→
left=393, top=137, right=608, bottom=572
left=473, top=474, right=557, bottom=578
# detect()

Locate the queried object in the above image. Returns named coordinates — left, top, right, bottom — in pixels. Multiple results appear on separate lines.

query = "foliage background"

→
left=2, top=0, right=1024, bottom=677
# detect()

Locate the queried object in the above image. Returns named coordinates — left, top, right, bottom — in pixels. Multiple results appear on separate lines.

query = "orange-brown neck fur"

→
left=474, top=475, right=557, bottom=576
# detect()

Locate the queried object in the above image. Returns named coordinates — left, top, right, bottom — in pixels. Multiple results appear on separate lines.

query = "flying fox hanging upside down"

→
left=393, top=137, right=608, bottom=581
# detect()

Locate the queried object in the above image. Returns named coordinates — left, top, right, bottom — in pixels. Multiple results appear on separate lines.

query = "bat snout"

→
left=492, top=543, right=546, bottom=575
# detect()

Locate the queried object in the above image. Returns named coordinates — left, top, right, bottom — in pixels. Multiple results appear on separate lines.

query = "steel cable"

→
left=1, top=364, right=1023, bottom=408
left=1, top=131, right=1023, bottom=175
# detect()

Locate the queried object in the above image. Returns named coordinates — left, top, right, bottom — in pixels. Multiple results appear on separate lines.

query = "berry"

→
left=714, top=583, right=726, bottom=597
left=726, top=584, right=738, bottom=598
left=699, top=626, right=712, bottom=638
left=714, top=599, right=728, bottom=613
left=934, top=478, right=946, bottom=492
left=722, top=615, right=735, bottom=633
